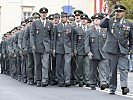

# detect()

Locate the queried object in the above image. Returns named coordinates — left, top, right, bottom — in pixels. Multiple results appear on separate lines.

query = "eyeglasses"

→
left=115, top=10, right=124, bottom=13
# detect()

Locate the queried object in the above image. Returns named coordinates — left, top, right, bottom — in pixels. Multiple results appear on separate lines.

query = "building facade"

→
left=0, top=0, right=107, bottom=41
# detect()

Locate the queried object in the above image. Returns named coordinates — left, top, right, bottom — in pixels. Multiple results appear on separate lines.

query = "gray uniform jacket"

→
left=74, top=26, right=89, bottom=56
left=18, top=29, right=25, bottom=51
left=100, top=17, right=133, bottom=55
left=31, top=19, right=53, bottom=53
left=53, top=23, right=74, bottom=54
left=85, top=26, right=107, bottom=60
left=23, top=26, right=32, bottom=53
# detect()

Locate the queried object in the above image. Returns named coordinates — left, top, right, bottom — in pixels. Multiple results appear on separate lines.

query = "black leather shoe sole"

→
left=36, top=83, right=41, bottom=87
left=58, top=84, right=64, bottom=87
left=122, top=87, right=129, bottom=95
left=109, top=90, right=115, bottom=95
left=65, top=83, right=71, bottom=87
left=91, top=86, right=96, bottom=90
left=100, top=84, right=107, bottom=90
left=79, top=83, right=84, bottom=87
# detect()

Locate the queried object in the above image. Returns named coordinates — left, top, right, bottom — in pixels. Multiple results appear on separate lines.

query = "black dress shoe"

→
left=65, top=83, right=71, bottom=87
left=122, top=87, right=129, bottom=95
left=17, top=78, right=21, bottom=81
left=50, top=81, right=58, bottom=85
left=58, top=83, right=64, bottom=87
left=71, top=81, right=77, bottom=85
left=29, top=81, right=34, bottom=85
left=106, top=84, right=109, bottom=88
left=27, top=81, right=30, bottom=85
left=36, top=82, right=41, bottom=87
left=86, top=83, right=90, bottom=87
left=79, top=82, right=84, bottom=87
left=100, top=84, right=107, bottom=90
left=109, top=90, right=115, bottom=95
left=91, top=86, right=96, bottom=90
left=23, top=79, right=27, bottom=83
left=42, top=82, right=48, bottom=87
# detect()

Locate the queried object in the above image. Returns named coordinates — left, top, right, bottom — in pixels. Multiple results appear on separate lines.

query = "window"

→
left=23, top=12, right=31, bottom=20
left=21, top=6, right=34, bottom=21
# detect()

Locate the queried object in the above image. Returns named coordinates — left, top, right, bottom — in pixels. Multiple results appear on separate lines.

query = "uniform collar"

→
left=62, top=22, right=67, bottom=27
left=40, top=18, right=47, bottom=26
left=95, top=25, right=101, bottom=30
left=82, top=25, right=87, bottom=29
left=76, top=21, right=82, bottom=27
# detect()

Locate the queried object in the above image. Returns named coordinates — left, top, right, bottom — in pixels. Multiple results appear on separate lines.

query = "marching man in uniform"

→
left=100, top=4, right=133, bottom=95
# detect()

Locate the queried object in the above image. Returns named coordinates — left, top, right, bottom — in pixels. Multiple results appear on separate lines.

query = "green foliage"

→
left=108, top=0, right=133, bottom=20
left=121, top=0, right=133, bottom=19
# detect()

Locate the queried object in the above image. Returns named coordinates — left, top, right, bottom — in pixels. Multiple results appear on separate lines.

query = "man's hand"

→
left=0, top=53, right=1, bottom=58
left=32, top=46, right=36, bottom=51
left=19, top=50, right=22, bottom=56
left=53, top=50, right=55, bottom=57
left=3, top=54, right=6, bottom=59
left=109, top=10, right=115, bottom=18
left=87, top=52, right=93, bottom=59
left=74, top=49, right=77, bottom=56
left=14, top=54, right=17, bottom=57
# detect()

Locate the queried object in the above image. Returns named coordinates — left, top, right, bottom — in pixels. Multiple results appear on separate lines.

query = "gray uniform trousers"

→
left=89, top=59, right=108, bottom=86
left=56, top=54, right=64, bottom=84
left=64, top=53, right=71, bottom=84
left=76, top=55, right=91, bottom=84
left=27, top=53, right=34, bottom=81
left=34, top=53, right=42, bottom=82
left=56, top=53, right=71, bottom=84
left=70, top=57, right=77, bottom=84
left=42, top=51, right=50, bottom=83
left=17, top=53, right=21, bottom=79
left=84, top=56, right=91, bottom=84
left=107, top=52, right=128, bottom=91
left=76, top=56, right=85, bottom=83
left=34, top=51, right=50, bottom=83
left=21, top=53, right=28, bottom=80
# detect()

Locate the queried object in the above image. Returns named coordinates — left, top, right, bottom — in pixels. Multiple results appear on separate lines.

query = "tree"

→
left=121, top=0, right=133, bottom=19
left=108, top=0, right=133, bottom=19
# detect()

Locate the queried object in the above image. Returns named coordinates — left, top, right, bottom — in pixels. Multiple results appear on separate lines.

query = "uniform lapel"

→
left=38, top=20, right=45, bottom=29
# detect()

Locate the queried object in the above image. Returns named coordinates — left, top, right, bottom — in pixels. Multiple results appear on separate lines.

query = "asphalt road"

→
left=0, top=73, right=133, bottom=100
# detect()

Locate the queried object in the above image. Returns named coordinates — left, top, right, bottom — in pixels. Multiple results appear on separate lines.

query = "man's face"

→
left=28, top=22, right=33, bottom=26
left=69, top=20, right=75, bottom=24
left=115, top=10, right=125, bottom=19
left=49, top=19, right=54, bottom=23
left=75, top=15, right=81, bottom=22
left=54, top=18, right=60, bottom=24
left=33, top=17, right=40, bottom=21
left=93, top=18, right=101, bottom=25
left=82, top=19, right=88, bottom=25
left=6, top=34, right=11, bottom=39
left=61, top=16, right=67, bottom=23
left=40, top=12, right=47, bottom=20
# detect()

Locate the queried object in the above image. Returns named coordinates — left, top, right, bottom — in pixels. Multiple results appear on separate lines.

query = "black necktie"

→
left=83, top=27, right=86, bottom=31
left=43, top=21, right=45, bottom=26
left=78, top=24, right=80, bottom=27
left=97, top=29, right=99, bottom=32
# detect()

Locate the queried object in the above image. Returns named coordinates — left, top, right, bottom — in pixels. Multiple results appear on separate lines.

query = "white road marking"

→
left=83, top=86, right=133, bottom=99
